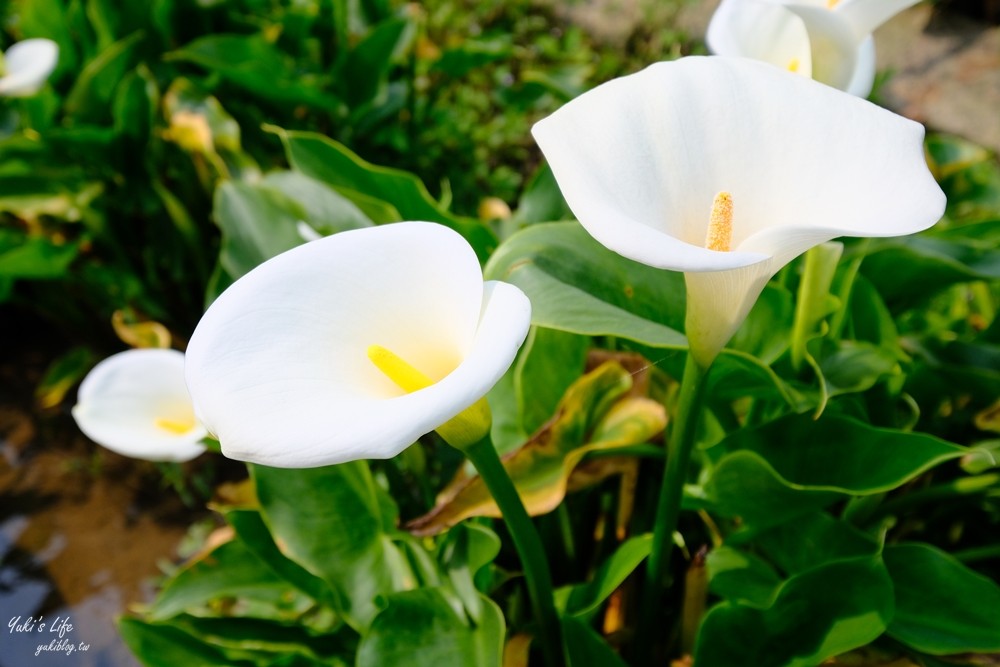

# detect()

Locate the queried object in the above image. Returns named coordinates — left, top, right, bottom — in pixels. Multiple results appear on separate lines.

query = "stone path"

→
left=550, top=0, right=1000, bottom=153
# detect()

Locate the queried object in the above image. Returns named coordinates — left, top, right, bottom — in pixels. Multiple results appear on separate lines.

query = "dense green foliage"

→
left=3, top=0, right=1000, bottom=666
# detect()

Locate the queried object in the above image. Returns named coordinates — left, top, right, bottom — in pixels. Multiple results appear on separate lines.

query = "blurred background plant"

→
left=1, top=0, right=999, bottom=665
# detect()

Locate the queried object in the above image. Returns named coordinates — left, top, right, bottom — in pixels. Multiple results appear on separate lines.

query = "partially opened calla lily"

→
left=185, top=221, right=531, bottom=468
left=533, top=56, right=945, bottom=368
left=72, top=349, right=207, bottom=462
left=707, top=0, right=921, bottom=97
left=0, top=38, right=59, bottom=97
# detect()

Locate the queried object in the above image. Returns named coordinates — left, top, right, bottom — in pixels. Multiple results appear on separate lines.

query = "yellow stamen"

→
left=705, top=191, right=734, bottom=252
left=155, top=416, right=197, bottom=435
left=367, top=344, right=433, bottom=393
left=826, top=0, right=840, bottom=8
left=787, top=57, right=800, bottom=73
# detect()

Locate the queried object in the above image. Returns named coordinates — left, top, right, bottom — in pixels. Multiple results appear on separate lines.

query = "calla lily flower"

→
left=72, top=349, right=207, bottom=462
left=0, top=39, right=59, bottom=97
left=185, top=221, right=531, bottom=468
left=532, top=56, right=945, bottom=368
left=707, top=0, right=920, bottom=97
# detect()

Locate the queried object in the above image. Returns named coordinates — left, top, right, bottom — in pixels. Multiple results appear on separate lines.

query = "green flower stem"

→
left=638, top=352, right=710, bottom=660
left=463, top=437, right=565, bottom=667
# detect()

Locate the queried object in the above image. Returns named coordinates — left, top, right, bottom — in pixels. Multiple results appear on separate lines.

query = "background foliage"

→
left=2, top=0, right=1000, bottom=665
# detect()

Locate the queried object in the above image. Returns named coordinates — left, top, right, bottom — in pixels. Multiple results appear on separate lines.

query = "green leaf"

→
left=716, top=413, right=967, bottom=493
left=751, top=512, right=880, bottom=576
left=149, top=538, right=291, bottom=620
left=64, top=31, right=144, bottom=122
left=862, top=235, right=1000, bottom=311
left=0, top=230, right=78, bottom=281
left=118, top=618, right=234, bottom=667
left=436, top=522, right=501, bottom=623
left=490, top=326, right=588, bottom=453
left=484, top=222, right=687, bottom=348
left=35, top=346, right=97, bottom=409
left=705, top=451, right=841, bottom=526
left=212, top=181, right=307, bottom=283
left=356, top=589, right=504, bottom=667
left=252, top=462, right=410, bottom=630
left=705, top=414, right=967, bottom=526
left=166, top=615, right=352, bottom=665
left=269, top=127, right=496, bottom=261
left=507, top=163, right=573, bottom=230
left=166, top=34, right=341, bottom=109
left=705, top=547, right=782, bottom=607
left=341, top=18, right=410, bottom=108
left=225, top=509, right=337, bottom=610
left=556, top=534, right=652, bottom=619
left=562, top=616, right=628, bottom=667
left=885, top=543, right=1000, bottom=654
left=694, top=556, right=894, bottom=667
left=260, top=171, right=375, bottom=234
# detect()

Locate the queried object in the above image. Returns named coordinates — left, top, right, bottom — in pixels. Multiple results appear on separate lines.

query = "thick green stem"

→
left=464, top=437, right=565, bottom=667
left=638, top=353, right=710, bottom=660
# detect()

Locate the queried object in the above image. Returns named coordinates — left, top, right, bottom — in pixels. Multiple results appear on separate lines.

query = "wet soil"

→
left=0, top=306, right=203, bottom=667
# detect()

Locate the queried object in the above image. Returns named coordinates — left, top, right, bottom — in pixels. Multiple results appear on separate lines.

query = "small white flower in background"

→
left=72, top=349, right=207, bottom=462
left=707, top=0, right=922, bottom=97
left=532, top=56, right=945, bottom=368
left=185, top=221, right=531, bottom=468
left=0, top=38, right=59, bottom=97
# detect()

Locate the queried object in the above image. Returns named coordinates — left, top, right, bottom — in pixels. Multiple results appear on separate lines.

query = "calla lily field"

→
left=2, top=1, right=1000, bottom=666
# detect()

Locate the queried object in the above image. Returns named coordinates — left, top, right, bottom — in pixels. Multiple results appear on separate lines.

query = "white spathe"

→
left=185, top=221, right=532, bottom=468
left=72, top=349, right=207, bottom=462
left=707, top=0, right=920, bottom=97
left=0, top=39, right=59, bottom=97
left=532, top=56, right=945, bottom=367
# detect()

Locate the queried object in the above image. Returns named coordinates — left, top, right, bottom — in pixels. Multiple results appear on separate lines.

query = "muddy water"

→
left=0, top=310, right=200, bottom=667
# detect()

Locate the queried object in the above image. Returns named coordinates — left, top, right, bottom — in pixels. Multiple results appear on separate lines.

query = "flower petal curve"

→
left=72, top=349, right=207, bottom=462
left=185, top=221, right=530, bottom=468
left=533, top=57, right=944, bottom=276
left=0, top=39, right=58, bottom=97
left=845, top=36, right=877, bottom=98
left=707, top=0, right=813, bottom=78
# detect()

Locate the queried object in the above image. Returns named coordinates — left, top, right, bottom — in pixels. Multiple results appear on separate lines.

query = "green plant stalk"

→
left=463, top=437, right=565, bottom=667
left=790, top=242, right=844, bottom=371
left=639, top=352, right=709, bottom=659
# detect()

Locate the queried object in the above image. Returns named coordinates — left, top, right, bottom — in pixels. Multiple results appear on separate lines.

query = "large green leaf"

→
left=715, top=413, right=967, bottom=492
left=252, top=462, right=410, bottom=630
left=260, top=171, right=375, bottom=234
left=225, top=509, right=337, bottom=609
left=356, top=589, right=504, bottom=667
left=212, top=180, right=307, bottom=283
left=705, top=547, right=782, bottom=607
left=885, top=543, right=1000, bottom=654
left=149, top=538, right=292, bottom=621
left=270, top=127, right=495, bottom=260
left=694, top=556, right=894, bottom=667
left=484, top=222, right=686, bottom=348
left=118, top=618, right=235, bottom=667
left=705, top=414, right=967, bottom=526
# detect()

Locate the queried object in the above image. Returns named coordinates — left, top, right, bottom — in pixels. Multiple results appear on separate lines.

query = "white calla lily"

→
left=72, top=349, right=207, bottom=462
left=0, top=39, right=59, bottom=97
left=185, top=221, right=531, bottom=468
left=707, top=0, right=918, bottom=97
left=532, top=56, right=945, bottom=368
